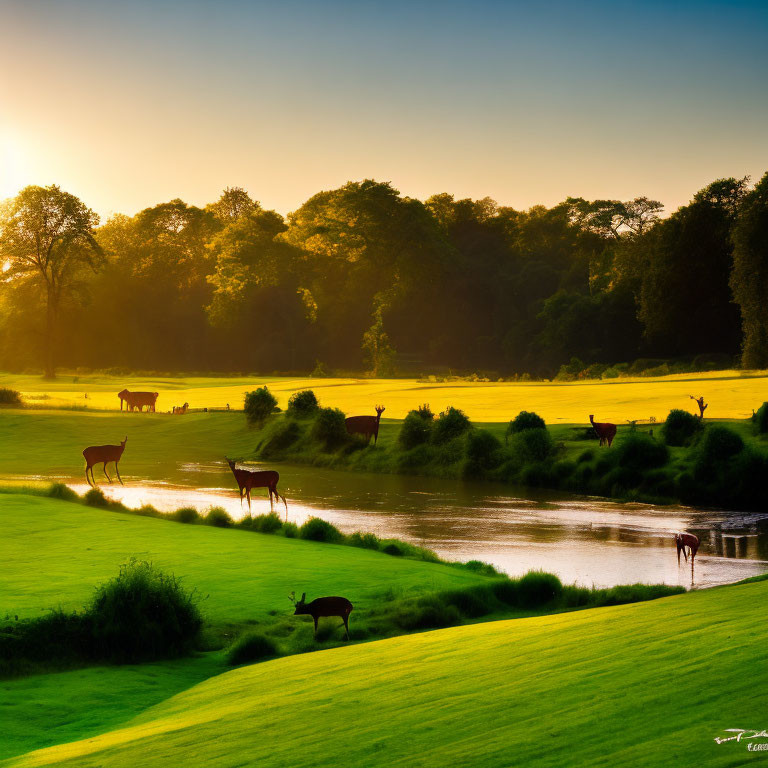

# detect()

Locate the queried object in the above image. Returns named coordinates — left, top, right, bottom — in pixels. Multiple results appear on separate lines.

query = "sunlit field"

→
left=3, top=369, right=766, bottom=423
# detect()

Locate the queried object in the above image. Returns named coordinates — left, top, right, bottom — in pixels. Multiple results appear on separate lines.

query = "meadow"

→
left=4, top=574, right=767, bottom=768
left=2, top=368, right=766, bottom=422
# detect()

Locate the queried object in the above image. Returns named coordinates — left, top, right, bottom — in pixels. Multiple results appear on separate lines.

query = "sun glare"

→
left=0, top=133, right=29, bottom=200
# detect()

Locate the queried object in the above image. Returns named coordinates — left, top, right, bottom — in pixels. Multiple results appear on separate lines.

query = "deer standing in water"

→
left=675, top=532, right=700, bottom=565
left=589, top=415, right=617, bottom=447
left=83, top=437, right=127, bottom=486
left=226, top=458, right=288, bottom=518
left=690, top=395, right=708, bottom=419
left=290, top=592, right=353, bottom=640
left=345, top=405, right=385, bottom=444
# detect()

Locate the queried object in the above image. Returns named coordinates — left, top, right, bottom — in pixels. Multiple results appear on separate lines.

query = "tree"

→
left=206, top=187, right=259, bottom=223
left=731, top=173, right=768, bottom=368
left=0, top=185, right=101, bottom=377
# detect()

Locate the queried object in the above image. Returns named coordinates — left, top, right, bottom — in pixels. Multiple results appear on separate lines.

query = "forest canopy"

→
left=1, top=175, right=766, bottom=378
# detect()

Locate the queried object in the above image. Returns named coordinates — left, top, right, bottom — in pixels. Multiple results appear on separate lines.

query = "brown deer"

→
left=172, top=402, right=189, bottom=415
left=118, top=389, right=159, bottom=412
left=345, top=405, right=385, bottom=444
left=83, top=437, right=127, bottom=486
left=226, top=458, right=288, bottom=517
left=675, top=532, right=700, bottom=565
left=589, top=414, right=617, bottom=447
left=290, top=592, right=353, bottom=640
left=690, top=395, right=708, bottom=419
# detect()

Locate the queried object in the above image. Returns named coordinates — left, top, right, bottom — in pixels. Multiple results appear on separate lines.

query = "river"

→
left=60, top=460, right=768, bottom=590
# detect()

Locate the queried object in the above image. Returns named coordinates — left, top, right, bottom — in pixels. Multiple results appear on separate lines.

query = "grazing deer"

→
left=226, top=458, right=288, bottom=517
left=690, top=395, right=708, bottom=419
left=118, top=389, right=159, bottom=412
left=83, top=437, right=127, bottom=486
left=589, top=415, right=617, bottom=447
left=675, top=532, right=700, bottom=565
left=172, top=402, right=189, bottom=415
left=290, top=592, right=353, bottom=640
left=345, top=405, right=386, bottom=444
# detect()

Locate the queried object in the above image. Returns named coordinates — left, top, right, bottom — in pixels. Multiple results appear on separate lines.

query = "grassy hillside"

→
left=6, top=578, right=767, bottom=768
left=2, top=369, right=766, bottom=422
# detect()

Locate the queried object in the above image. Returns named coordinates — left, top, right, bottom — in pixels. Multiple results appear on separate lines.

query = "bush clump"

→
left=348, top=531, right=381, bottom=549
left=0, top=387, right=21, bottom=405
left=226, top=632, right=279, bottom=666
left=511, top=428, right=555, bottom=463
left=464, top=429, right=502, bottom=476
left=300, top=516, right=344, bottom=543
left=252, top=512, right=283, bottom=533
left=261, top=419, right=302, bottom=455
left=432, top=407, right=472, bottom=445
left=393, top=595, right=461, bottom=630
left=83, top=487, right=111, bottom=508
left=172, top=507, right=199, bottom=524
left=204, top=507, right=233, bottom=527
left=88, top=559, right=202, bottom=663
left=310, top=407, right=349, bottom=450
left=517, top=571, right=563, bottom=608
left=507, top=411, right=546, bottom=438
left=615, top=433, right=669, bottom=470
left=662, top=409, right=703, bottom=446
left=755, top=402, right=768, bottom=434
left=398, top=409, right=434, bottom=449
left=286, top=390, right=319, bottom=418
left=47, top=482, right=79, bottom=502
left=697, top=425, right=744, bottom=466
left=244, top=387, right=278, bottom=424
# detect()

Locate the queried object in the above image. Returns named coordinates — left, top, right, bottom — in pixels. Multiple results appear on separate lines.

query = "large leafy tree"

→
left=0, top=185, right=101, bottom=377
left=731, top=172, right=768, bottom=368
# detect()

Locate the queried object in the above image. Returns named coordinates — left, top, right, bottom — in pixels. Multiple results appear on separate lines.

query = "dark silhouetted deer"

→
left=589, top=414, right=617, bottom=447
left=290, top=591, right=353, bottom=640
left=83, top=437, right=127, bottom=486
left=690, top=395, right=708, bottom=419
left=118, top=389, right=158, bottom=412
left=675, top=532, right=700, bottom=565
left=226, top=458, right=288, bottom=517
left=345, top=405, right=385, bottom=444
left=172, top=402, right=189, bottom=414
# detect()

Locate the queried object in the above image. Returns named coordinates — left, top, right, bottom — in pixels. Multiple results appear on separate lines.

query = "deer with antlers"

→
left=589, top=415, right=617, bottom=447
left=290, top=592, right=353, bottom=640
left=675, top=532, right=700, bottom=565
left=345, top=405, right=385, bottom=445
left=690, top=395, right=708, bottom=419
left=83, top=437, right=127, bottom=486
left=226, top=458, right=288, bottom=518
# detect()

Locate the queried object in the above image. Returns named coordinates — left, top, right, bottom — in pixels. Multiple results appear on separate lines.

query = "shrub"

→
left=393, top=595, right=461, bottom=630
left=47, top=482, right=79, bottom=502
left=492, top=579, right=519, bottom=606
left=282, top=521, right=299, bottom=538
left=442, top=587, right=494, bottom=618
left=88, top=559, right=202, bottom=663
left=310, top=407, right=349, bottom=450
left=463, top=429, right=502, bottom=476
left=286, top=390, right=319, bottom=418
left=172, top=507, right=199, bottom=524
left=577, top=448, right=594, bottom=463
left=244, top=387, right=278, bottom=424
left=381, top=542, right=404, bottom=556
left=601, top=367, right=620, bottom=379
left=226, top=632, right=279, bottom=665
left=204, top=507, right=233, bottom=527
left=261, top=419, right=302, bottom=455
left=348, top=531, right=381, bottom=550
left=413, top=404, right=434, bottom=420
left=698, top=425, right=744, bottom=465
left=662, top=409, right=703, bottom=446
left=252, top=512, right=283, bottom=533
left=83, top=487, right=110, bottom=508
left=507, top=411, right=546, bottom=437
left=517, top=571, right=563, bottom=608
left=615, top=433, right=669, bottom=470
left=300, top=516, right=344, bottom=543
left=398, top=410, right=433, bottom=449
left=0, top=387, right=21, bottom=405
left=432, top=407, right=471, bottom=444
left=755, top=402, right=768, bottom=434
left=511, top=428, right=555, bottom=463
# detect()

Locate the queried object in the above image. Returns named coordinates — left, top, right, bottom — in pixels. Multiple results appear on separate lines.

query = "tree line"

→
left=1, top=174, right=766, bottom=379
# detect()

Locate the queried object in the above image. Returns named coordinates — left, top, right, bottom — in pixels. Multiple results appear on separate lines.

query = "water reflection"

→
left=59, top=459, right=768, bottom=590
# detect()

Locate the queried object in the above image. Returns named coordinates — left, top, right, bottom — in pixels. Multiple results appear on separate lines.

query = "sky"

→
left=1, top=0, right=766, bottom=220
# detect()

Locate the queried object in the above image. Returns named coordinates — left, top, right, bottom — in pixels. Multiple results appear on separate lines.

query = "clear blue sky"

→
left=1, top=0, right=766, bottom=218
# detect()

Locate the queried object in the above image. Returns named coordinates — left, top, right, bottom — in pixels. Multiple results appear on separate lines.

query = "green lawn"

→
left=4, top=578, right=767, bottom=768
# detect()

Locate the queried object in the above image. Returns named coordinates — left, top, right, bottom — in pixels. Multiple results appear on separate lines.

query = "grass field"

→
left=2, top=369, right=767, bottom=422
left=4, top=577, right=767, bottom=768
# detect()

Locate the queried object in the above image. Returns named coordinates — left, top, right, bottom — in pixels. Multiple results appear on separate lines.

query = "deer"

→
left=225, top=458, right=288, bottom=518
left=690, top=395, right=708, bottom=419
left=290, top=592, right=353, bottom=640
left=172, top=402, right=189, bottom=415
left=83, top=437, right=127, bottom=486
left=345, top=405, right=385, bottom=444
left=118, top=389, right=159, bottom=412
left=589, top=414, right=617, bottom=447
left=675, top=532, right=700, bottom=566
